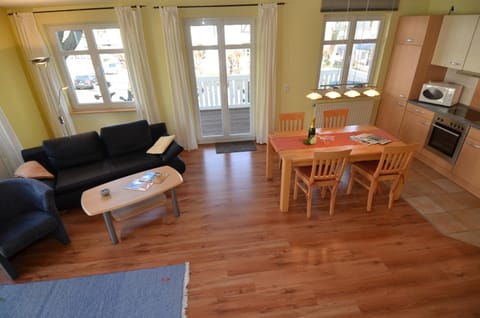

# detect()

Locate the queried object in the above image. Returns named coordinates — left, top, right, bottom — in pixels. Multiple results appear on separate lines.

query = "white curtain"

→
left=159, top=7, right=198, bottom=150
left=0, top=106, right=23, bottom=178
left=254, top=3, right=278, bottom=144
left=115, top=6, right=161, bottom=123
left=11, top=12, right=76, bottom=137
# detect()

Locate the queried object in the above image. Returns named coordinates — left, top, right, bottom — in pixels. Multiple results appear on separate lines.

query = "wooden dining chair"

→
left=277, top=112, right=306, bottom=168
left=346, top=144, right=419, bottom=212
left=278, top=112, right=305, bottom=131
left=323, top=109, right=349, bottom=128
left=293, top=148, right=352, bottom=218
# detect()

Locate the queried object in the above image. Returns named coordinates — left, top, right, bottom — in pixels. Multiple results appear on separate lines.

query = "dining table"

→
left=266, top=124, right=405, bottom=212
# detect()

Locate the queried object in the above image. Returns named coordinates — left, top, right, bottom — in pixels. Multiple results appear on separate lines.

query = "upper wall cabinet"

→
left=431, top=15, right=479, bottom=70
left=463, top=21, right=480, bottom=73
left=395, top=16, right=429, bottom=46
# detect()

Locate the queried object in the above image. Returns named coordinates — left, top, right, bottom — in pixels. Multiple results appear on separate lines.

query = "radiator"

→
left=314, top=100, right=375, bottom=127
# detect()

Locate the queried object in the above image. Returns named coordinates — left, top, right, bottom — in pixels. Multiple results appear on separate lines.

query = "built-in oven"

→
left=425, top=114, right=468, bottom=163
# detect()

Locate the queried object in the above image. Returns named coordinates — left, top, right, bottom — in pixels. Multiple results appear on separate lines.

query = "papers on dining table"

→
left=350, top=133, right=391, bottom=145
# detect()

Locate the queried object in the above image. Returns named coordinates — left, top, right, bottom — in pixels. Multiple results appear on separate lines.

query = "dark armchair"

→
left=0, top=178, right=70, bottom=279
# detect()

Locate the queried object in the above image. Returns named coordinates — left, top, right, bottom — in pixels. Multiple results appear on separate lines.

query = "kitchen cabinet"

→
left=463, top=20, right=480, bottom=73
left=394, top=16, right=429, bottom=46
left=399, top=103, right=434, bottom=152
left=376, top=16, right=445, bottom=137
left=453, top=127, right=480, bottom=190
left=431, top=15, right=479, bottom=70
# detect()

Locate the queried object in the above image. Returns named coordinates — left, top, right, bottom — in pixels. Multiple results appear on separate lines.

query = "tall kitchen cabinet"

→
left=376, top=16, right=446, bottom=137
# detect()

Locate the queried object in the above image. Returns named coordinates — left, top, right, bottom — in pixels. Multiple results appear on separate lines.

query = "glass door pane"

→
left=193, top=49, right=223, bottom=136
left=226, top=48, right=251, bottom=134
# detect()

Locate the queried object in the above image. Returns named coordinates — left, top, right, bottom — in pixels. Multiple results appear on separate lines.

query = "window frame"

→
left=49, top=23, right=135, bottom=113
left=317, top=14, right=385, bottom=89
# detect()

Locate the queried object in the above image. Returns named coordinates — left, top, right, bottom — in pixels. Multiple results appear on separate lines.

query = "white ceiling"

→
left=0, top=0, right=103, bottom=8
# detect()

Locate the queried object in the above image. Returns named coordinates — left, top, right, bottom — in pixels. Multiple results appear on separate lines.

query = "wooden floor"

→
left=2, top=144, right=480, bottom=317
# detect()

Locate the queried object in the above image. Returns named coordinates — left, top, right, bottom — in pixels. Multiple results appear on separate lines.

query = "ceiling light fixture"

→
left=344, top=89, right=361, bottom=98
left=363, top=87, right=381, bottom=97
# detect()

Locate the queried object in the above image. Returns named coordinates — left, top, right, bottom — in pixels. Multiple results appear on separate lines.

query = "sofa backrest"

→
left=42, top=131, right=105, bottom=170
left=100, top=120, right=153, bottom=157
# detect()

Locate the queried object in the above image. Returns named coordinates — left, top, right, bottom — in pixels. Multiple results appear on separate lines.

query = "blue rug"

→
left=0, top=263, right=189, bottom=318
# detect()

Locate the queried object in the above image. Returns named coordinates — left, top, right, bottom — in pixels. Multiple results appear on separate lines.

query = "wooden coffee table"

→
left=81, top=166, right=183, bottom=244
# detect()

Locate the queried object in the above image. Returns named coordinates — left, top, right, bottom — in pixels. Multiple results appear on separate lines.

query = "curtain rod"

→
left=7, top=2, right=285, bottom=15
left=7, top=5, right=145, bottom=16
left=155, top=2, right=286, bottom=9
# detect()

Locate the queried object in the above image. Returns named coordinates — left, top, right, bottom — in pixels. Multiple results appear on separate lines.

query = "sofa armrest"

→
left=150, top=122, right=168, bottom=140
left=21, top=147, right=55, bottom=175
left=150, top=140, right=184, bottom=164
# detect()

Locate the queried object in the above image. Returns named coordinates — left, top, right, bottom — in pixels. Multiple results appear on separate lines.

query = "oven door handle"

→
left=432, top=124, right=460, bottom=137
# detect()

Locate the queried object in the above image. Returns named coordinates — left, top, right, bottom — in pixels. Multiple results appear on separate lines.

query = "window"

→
left=50, top=25, right=134, bottom=112
left=317, top=16, right=383, bottom=88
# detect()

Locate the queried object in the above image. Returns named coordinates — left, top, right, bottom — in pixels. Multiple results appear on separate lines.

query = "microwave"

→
left=418, top=82, right=463, bottom=107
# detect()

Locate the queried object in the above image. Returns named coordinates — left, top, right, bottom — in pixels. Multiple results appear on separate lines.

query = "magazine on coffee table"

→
left=126, top=171, right=168, bottom=191
left=350, top=133, right=391, bottom=145
left=126, top=178, right=153, bottom=191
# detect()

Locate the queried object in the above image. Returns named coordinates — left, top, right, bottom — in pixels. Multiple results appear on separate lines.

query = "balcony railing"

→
left=318, top=68, right=369, bottom=87
left=196, top=75, right=250, bottom=110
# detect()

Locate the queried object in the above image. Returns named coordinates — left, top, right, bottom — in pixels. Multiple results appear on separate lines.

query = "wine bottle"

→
left=307, top=117, right=316, bottom=144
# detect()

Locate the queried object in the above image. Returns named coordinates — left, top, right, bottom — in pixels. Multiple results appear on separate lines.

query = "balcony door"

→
left=185, top=19, right=254, bottom=143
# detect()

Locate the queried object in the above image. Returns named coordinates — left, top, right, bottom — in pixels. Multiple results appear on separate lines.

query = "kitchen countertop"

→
left=408, top=100, right=480, bottom=130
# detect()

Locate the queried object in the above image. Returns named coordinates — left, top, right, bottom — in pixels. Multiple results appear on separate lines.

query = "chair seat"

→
left=0, top=211, right=58, bottom=258
left=295, top=166, right=312, bottom=178
left=352, top=160, right=379, bottom=174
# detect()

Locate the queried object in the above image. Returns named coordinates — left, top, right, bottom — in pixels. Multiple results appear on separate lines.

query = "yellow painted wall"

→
left=1, top=0, right=480, bottom=144
left=0, top=8, right=50, bottom=148
left=428, top=0, right=480, bottom=15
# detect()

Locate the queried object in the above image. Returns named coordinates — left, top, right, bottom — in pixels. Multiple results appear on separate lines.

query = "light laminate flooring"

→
left=2, top=144, right=480, bottom=317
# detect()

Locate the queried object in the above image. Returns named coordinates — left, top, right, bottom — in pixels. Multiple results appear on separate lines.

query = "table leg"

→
left=280, top=157, right=293, bottom=212
left=102, top=212, right=119, bottom=244
left=266, top=139, right=274, bottom=180
left=170, top=188, right=181, bottom=217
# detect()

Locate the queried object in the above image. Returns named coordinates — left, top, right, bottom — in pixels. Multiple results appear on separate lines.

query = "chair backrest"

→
left=374, top=144, right=419, bottom=179
left=323, top=109, right=349, bottom=128
left=309, top=149, right=352, bottom=184
left=278, top=112, right=305, bottom=131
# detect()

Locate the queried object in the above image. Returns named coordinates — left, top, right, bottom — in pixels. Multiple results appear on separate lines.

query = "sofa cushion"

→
left=108, top=152, right=165, bottom=178
left=147, top=135, right=175, bottom=154
left=55, top=160, right=113, bottom=194
left=101, top=120, right=153, bottom=157
left=43, top=132, right=104, bottom=170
